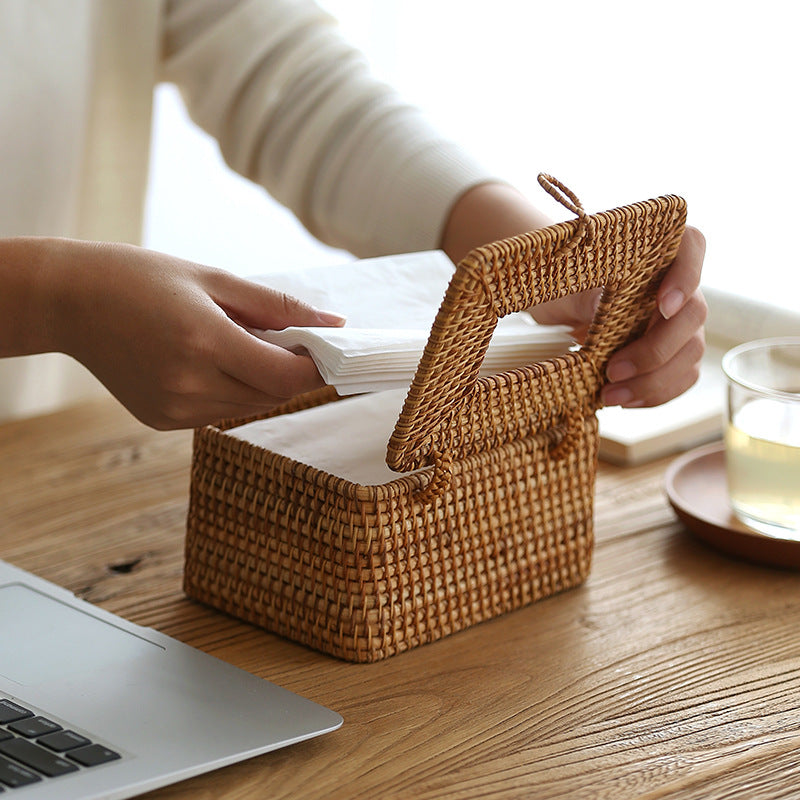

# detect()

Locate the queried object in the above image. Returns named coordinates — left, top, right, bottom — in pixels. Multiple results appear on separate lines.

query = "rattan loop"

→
left=414, top=450, right=453, bottom=504
left=537, top=173, right=585, bottom=217
left=537, top=173, right=593, bottom=253
left=548, top=405, right=586, bottom=460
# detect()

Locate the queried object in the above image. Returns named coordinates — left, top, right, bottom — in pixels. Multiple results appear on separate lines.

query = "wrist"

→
left=0, top=237, right=58, bottom=356
left=0, top=236, right=93, bottom=358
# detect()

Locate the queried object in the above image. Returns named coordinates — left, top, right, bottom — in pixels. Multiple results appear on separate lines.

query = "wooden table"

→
left=3, top=399, right=800, bottom=800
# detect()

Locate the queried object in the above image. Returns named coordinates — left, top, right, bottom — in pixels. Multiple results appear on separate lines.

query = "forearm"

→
left=162, top=0, right=491, bottom=258
left=439, top=182, right=582, bottom=328
left=0, top=236, right=74, bottom=358
left=440, top=182, right=553, bottom=264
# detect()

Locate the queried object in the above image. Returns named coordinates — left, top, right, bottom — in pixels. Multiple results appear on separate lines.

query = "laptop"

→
left=0, top=559, right=342, bottom=799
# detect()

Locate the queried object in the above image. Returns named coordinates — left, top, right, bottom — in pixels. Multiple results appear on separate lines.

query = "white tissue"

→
left=251, top=251, right=573, bottom=395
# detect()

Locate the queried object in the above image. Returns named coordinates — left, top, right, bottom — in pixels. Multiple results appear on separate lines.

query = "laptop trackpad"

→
left=0, top=584, right=163, bottom=686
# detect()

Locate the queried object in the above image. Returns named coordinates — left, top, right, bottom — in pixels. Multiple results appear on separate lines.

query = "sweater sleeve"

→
left=160, top=0, right=494, bottom=257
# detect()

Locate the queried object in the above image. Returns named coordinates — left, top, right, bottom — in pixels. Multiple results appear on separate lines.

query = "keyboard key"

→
left=8, top=716, right=62, bottom=738
left=0, top=754, right=41, bottom=788
left=0, top=738, right=78, bottom=777
left=0, top=700, right=32, bottom=724
left=0, top=732, right=12, bottom=743
left=68, top=743, right=121, bottom=767
left=38, top=729, right=91, bottom=752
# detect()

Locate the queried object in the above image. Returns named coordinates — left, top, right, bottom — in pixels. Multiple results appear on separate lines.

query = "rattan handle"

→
left=387, top=180, right=687, bottom=487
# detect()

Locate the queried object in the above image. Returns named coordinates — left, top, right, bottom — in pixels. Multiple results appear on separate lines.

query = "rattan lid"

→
left=386, top=175, right=687, bottom=477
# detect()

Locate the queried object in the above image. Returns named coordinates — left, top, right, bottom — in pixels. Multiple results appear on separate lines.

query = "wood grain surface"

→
left=3, top=398, right=800, bottom=799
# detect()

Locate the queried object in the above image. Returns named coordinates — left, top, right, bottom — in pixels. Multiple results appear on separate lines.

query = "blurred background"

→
left=145, top=0, right=799, bottom=312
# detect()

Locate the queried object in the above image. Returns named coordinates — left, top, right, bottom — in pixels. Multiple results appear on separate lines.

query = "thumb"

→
left=206, top=270, right=346, bottom=330
left=255, top=286, right=347, bottom=330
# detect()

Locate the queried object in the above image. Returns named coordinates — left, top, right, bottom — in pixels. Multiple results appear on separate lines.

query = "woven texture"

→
left=184, top=178, right=687, bottom=661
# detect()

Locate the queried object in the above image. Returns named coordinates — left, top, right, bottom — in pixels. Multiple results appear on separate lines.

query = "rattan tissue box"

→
left=184, top=177, right=687, bottom=662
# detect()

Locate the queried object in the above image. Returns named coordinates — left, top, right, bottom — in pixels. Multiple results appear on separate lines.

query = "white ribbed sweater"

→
left=0, top=0, right=492, bottom=420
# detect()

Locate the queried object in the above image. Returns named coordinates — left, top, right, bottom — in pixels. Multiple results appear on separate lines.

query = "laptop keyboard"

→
left=0, top=697, right=120, bottom=791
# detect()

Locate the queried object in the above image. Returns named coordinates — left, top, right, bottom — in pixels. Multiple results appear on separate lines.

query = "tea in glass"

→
left=722, top=338, right=800, bottom=538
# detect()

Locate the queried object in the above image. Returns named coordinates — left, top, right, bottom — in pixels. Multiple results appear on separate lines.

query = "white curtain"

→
left=0, top=0, right=159, bottom=423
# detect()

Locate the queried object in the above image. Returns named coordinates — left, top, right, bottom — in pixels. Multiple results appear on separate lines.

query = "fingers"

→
left=601, top=331, right=704, bottom=408
left=200, top=270, right=342, bottom=401
left=145, top=372, right=319, bottom=430
left=209, top=316, right=327, bottom=398
left=133, top=290, right=329, bottom=429
left=599, top=224, right=707, bottom=409
left=204, top=269, right=346, bottom=330
left=602, top=289, right=707, bottom=407
left=143, top=344, right=325, bottom=430
left=608, top=288, right=708, bottom=382
left=657, top=225, right=706, bottom=320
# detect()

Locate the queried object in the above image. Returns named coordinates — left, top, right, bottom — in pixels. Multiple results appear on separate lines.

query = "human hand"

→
left=599, top=226, right=707, bottom=407
left=47, top=240, right=345, bottom=429
left=532, top=226, right=707, bottom=407
left=442, top=184, right=707, bottom=409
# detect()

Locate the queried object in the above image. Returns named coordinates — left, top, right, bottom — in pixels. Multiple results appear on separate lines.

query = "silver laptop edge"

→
left=0, top=559, right=342, bottom=800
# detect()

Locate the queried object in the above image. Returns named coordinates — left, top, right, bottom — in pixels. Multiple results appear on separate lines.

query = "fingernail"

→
left=314, top=308, right=347, bottom=326
left=606, top=360, right=636, bottom=382
left=602, top=386, right=634, bottom=407
left=659, top=289, right=685, bottom=320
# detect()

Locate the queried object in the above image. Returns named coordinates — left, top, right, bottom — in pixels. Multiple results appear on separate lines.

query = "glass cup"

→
left=722, top=337, right=800, bottom=538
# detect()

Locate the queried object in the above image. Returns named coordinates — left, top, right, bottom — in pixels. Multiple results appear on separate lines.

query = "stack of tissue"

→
left=253, top=250, right=574, bottom=395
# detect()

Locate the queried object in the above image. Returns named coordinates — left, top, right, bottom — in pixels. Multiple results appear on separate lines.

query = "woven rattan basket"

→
left=184, top=176, right=687, bottom=662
